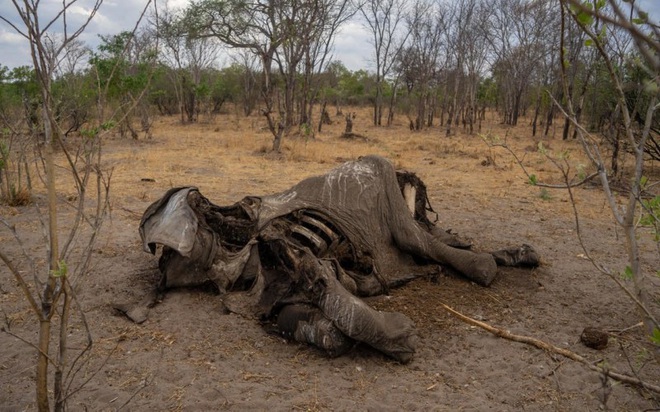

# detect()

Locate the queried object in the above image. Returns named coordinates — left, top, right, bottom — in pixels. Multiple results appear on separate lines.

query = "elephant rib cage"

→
left=285, top=211, right=345, bottom=258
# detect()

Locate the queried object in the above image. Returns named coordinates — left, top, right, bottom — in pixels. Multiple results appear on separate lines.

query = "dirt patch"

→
left=1, top=109, right=659, bottom=410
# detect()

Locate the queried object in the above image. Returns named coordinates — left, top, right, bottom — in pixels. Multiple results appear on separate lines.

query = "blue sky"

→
left=1, top=0, right=659, bottom=73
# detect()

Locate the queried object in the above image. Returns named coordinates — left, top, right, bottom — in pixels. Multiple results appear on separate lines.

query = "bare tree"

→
left=297, top=0, right=354, bottom=133
left=187, top=0, right=287, bottom=150
left=0, top=1, right=155, bottom=410
left=187, top=0, right=352, bottom=151
left=443, top=0, right=483, bottom=135
left=557, top=10, right=597, bottom=140
left=396, top=0, right=446, bottom=131
left=360, top=0, right=410, bottom=126
left=232, top=50, right=261, bottom=116
left=454, top=0, right=491, bottom=134
left=158, top=5, right=221, bottom=123
left=486, top=0, right=557, bottom=126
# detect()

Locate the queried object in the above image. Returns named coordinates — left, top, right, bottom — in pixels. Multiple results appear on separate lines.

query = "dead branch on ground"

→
left=441, top=302, right=660, bottom=395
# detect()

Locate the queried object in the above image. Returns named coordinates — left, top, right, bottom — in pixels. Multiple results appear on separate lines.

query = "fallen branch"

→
left=340, top=132, right=368, bottom=141
left=440, top=303, right=660, bottom=394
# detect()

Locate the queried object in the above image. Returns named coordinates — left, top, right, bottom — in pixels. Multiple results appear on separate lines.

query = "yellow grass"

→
left=16, top=105, right=652, bottom=227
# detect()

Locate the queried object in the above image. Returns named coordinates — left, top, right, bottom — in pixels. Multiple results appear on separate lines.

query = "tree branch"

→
left=441, top=302, right=660, bottom=394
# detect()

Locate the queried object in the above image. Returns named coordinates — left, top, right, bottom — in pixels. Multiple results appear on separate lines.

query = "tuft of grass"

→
left=3, top=186, right=31, bottom=206
left=539, top=187, right=552, bottom=201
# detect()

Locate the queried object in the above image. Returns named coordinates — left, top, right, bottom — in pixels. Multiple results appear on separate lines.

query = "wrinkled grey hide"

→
left=131, top=155, right=539, bottom=363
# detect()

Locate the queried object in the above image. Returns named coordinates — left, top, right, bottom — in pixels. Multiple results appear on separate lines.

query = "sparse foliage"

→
left=0, top=1, right=156, bottom=410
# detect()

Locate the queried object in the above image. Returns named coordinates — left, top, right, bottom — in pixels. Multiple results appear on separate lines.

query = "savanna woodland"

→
left=1, top=0, right=659, bottom=410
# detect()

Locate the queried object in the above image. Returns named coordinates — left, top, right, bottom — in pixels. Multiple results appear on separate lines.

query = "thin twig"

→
left=441, top=302, right=660, bottom=394
left=1, top=328, right=58, bottom=367
left=0, top=248, right=40, bottom=316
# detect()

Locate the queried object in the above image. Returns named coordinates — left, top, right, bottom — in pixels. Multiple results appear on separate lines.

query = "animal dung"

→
left=580, top=327, right=608, bottom=350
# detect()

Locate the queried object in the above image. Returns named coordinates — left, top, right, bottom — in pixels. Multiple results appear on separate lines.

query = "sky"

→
left=0, top=0, right=374, bottom=72
left=0, top=0, right=659, bottom=73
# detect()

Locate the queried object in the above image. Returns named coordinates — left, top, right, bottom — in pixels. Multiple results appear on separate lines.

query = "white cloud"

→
left=334, top=21, right=373, bottom=71
left=0, top=30, right=25, bottom=45
left=0, top=26, right=31, bottom=68
left=167, top=0, right=192, bottom=11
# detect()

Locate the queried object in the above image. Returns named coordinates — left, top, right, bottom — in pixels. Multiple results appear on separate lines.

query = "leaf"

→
left=585, top=39, right=594, bottom=47
left=576, top=11, right=594, bottom=26
left=651, top=328, right=660, bottom=346
left=51, top=260, right=68, bottom=278
left=621, top=266, right=633, bottom=280
left=101, top=120, right=116, bottom=131
left=528, top=174, right=538, bottom=186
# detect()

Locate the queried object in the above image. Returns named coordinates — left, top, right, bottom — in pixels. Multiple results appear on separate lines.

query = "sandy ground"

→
left=1, top=108, right=659, bottom=411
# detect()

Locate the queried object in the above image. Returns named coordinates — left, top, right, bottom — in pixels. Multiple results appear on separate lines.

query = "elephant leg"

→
left=428, top=238, right=498, bottom=286
left=390, top=220, right=498, bottom=286
left=276, top=304, right=354, bottom=357
left=256, top=235, right=418, bottom=362
left=301, top=256, right=418, bottom=363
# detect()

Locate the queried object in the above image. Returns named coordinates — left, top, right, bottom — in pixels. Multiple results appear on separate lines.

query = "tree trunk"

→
left=532, top=97, right=541, bottom=137
left=562, top=117, right=570, bottom=140
left=544, top=106, right=554, bottom=136
left=54, top=289, right=72, bottom=412
left=512, top=89, right=522, bottom=126
left=318, top=101, right=331, bottom=133
left=611, top=128, right=620, bottom=177
left=345, top=113, right=353, bottom=134
left=272, top=124, right=285, bottom=152
left=446, top=106, right=453, bottom=136
left=37, top=319, right=51, bottom=411
left=38, top=100, right=60, bottom=412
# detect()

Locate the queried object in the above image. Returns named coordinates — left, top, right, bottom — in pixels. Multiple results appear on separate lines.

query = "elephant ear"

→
left=139, top=187, right=199, bottom=257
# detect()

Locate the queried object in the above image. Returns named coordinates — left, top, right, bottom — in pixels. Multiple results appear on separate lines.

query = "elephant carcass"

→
left=132, top=155, right=539, bottom=363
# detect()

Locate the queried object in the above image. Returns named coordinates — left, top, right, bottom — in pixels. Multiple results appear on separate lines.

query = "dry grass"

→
left=3, top=105, right=637, bottom=224
left=97, top=107, right=570, bottom=193
left=1, top=186, right=31, bottom=206
left=41, top=105, right=656, bottom=232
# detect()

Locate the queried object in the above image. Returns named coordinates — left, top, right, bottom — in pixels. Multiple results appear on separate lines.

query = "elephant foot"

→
left=491, top=244, right=540, bottom=268
left=430, top=239, right=498, bottom=286
left=276, top=304, right=354, bottom=357
left=462, top=253, right=499, bottom=287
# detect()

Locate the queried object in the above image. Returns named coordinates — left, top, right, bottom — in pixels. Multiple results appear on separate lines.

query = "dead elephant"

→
left=127, top=155, right=539, bottom=363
